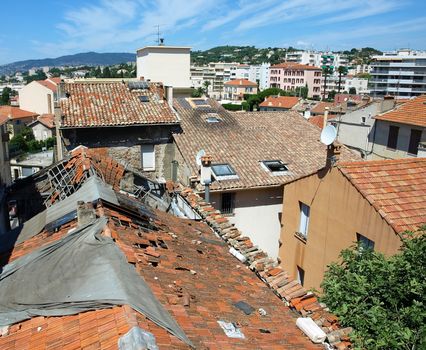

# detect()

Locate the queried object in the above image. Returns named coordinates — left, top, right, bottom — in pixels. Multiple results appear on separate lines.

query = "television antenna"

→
left=154, top=24, right=165, bottom=45
left=195, top=149, right=205, bottom=167
left=320, top=125, right=337, bottom=146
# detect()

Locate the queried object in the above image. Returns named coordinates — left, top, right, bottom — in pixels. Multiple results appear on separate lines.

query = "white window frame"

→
left=141, top=144, right=155, bottom=171
left=298, top=202, right=310, bottom=239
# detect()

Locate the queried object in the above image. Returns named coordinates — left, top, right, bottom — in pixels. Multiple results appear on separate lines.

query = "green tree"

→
left=0, top=87, right=12, bottom=105
left=294, top=84, right=309, bottom=99
left=349, top=87, right=357, bottom=95
left=321, top=230, right=426, bottom=350
left=102, top=66, right=112, bottom=78
left=328, top=90, right=337, bottom=101
left=25, top=70, right=47, bottom=84
left=337, top=66, right=348, bottom=94
left=203, top=81, right=211, bottom=97
left=322, top=66, right=334, bottom=101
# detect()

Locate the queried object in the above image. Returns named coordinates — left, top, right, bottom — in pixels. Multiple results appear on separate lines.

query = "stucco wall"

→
left=371, top=120, right=425, bottom=159
left=19, top=81, right=54, bottom=115
left=279, top=167, right=402, bottom=291
left=137, top=47, right=191, bottom=88
left=209, top=187, right=284, bottom=259
left=32, top=123, right=53, bottom=141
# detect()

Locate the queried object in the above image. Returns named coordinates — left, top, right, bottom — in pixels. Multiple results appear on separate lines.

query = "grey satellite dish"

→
left=195, top=149, right=206, bottom=167
left=320, top=125, right=337, bottom=146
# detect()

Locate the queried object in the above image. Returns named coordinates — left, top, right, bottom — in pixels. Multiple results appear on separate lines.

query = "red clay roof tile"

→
left=339, top=158, right=426, bottom=233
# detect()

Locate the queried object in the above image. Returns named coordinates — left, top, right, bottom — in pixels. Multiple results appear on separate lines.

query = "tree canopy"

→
left=321, top=230, right=426, bottom=350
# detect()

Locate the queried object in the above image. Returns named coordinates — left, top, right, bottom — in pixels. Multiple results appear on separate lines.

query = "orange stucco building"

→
left=279, top=157, right=426, bottom=291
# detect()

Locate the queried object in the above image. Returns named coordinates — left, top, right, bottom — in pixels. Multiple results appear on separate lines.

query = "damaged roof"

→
left=0, top=164, right=322, bottom=350
left=60, top=81, right=179, bottom=128
left=173, top=98, right=359, bottom=191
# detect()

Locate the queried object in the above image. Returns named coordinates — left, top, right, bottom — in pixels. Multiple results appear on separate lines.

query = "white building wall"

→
left=19, top=81, right=54, bottom=115
left=136, top=46, right=191, bottom=88
left=210, top=187, right=283, bottom=259
left=344, top=77, right=369, bottom=94
left=31, top=123, right=53, bottom=141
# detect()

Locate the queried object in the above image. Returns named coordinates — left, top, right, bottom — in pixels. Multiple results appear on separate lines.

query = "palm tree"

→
left=322, top=66, right=334, bottom=101
left=203, top=81, right=211, bottom=97
left=337, top=66, right=348, bottom=94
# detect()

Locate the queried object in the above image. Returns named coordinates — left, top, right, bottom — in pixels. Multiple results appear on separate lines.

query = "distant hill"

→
left=0, top=52, right=135, bottom=75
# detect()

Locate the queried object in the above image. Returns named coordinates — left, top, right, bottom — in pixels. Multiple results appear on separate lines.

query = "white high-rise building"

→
left=230, top=63, right=270, bottom=90
left=369, top=49, right=426, bottom=98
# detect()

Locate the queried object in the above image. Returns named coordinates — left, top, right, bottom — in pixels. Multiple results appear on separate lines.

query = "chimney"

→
left=326, top=142, right=342, bottom=168
left=200, top=155, right=212, bottom=203
left=323, top=107, right=329, bottom=129
left=165, top=86, right=173, bottom=108
left=77, top=201, right=96, bottom=226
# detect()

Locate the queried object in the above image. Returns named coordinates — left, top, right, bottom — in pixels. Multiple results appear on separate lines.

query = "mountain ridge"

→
left=0, top=52, right=135, bottom=75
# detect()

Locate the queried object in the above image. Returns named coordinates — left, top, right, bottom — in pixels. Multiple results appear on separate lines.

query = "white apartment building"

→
left=369, top=49, right=426, bottom=98
left=285, top=51, right=349, bottom=69
left=190, top=62, right=237, bottom=99
left=348, top=64, right=372, bottom=76
left=344, top=77, right=369, bottom=94
left=136, top=46, right=191, bottom=88
left=230, top=63, right=270, bottom=90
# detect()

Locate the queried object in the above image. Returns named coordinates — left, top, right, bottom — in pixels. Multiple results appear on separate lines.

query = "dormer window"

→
left=261, top=160, right=289, bottom=175
left=211, top=163, right=238, bottom=181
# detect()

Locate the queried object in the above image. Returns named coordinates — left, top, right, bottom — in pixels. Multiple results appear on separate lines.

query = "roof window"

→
left=139, top=95, right=150, bottom=102
left=261, top=160, right=289, bottom=175
left=205, top=113, right=221, bottom=123
left=211, top=164, right=239, bottom=181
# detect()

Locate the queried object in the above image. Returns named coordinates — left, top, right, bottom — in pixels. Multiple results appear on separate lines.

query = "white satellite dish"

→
left=320, top=125, right=337, bottom=146
left=195, top=149, right=206, bottom=167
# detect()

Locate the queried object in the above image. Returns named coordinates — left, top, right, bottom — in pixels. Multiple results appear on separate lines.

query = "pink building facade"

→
left=269, top=63, right=322, bottom=99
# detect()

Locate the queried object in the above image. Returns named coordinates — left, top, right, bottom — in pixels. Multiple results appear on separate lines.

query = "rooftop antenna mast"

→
left=154, top=25, right=164, bottom=45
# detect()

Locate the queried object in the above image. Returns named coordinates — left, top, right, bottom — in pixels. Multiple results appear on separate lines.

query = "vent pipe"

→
left=165, top=86, right=173, bottom=108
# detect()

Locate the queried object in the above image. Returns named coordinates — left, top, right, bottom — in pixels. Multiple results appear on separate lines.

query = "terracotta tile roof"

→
left=375, top=94, right=426, bottom=127
left=0, top=106, right=38, bottom=120
left=308, top=114, right=335, bottom=129
left=36, top=79, right=58, bottom=92
left=224, top=79, right=257, bottom=87
left=32, top=113, right=55, bottom=129
left=271, top=62, right=321, bottom=71
left=173, top=98, right=359, bottom=191
left=259, top=96, right=299, bottom=109
left=0, top=185, right=321, bottom=349
left=48, top=77, right=62, bottom=85
left=310, top=101, right=339, bottom=115
left=338, top=158, right=426, bottom=233
left=60, top=81, right=179, bottom=128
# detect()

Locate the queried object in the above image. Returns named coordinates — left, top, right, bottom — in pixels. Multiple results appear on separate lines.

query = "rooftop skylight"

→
left=261, top=160, right=289, bottom=175
left=211, top=164, right=238, bottom=181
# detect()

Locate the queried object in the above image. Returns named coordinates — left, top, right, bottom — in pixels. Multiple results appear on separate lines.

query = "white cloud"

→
left=36, top=0, right=217, bottom=56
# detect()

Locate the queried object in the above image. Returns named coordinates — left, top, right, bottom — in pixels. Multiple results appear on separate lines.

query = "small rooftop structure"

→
left=259, top=96, right=299, bottom=110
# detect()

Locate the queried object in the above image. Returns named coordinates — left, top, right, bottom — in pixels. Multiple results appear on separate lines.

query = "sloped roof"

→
left=259, top=96, right=299, bottom=109
left=311, top=101, right=338, bottom=115
left=375, top=95, right=426, bottom=127
left=0, top=106, right=38, bottom=120
left=308, top=114, right=336, bottom=129
left=60, top=81, right=179, bottom=128
left=36, top=79, right=57, bottom=92
left=30, top=114, right=55, bottom=129
left=338, top=158, right=426, bottom=233
left=224, top=79, right=257, bottom=86
left=271, top=62, right=321, bottom=71
left=173, top=98, right=359, bottom=191
left=0, top=163, right=321, bottom=349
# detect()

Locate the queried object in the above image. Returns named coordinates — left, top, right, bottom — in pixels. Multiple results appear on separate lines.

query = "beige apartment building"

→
left=279, top=156, right=425, bottom=290
left=223, top=79, right=258, bottom=100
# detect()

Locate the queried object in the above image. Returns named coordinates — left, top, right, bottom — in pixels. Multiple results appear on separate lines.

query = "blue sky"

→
left=1, top=0, right=426, bottom=64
